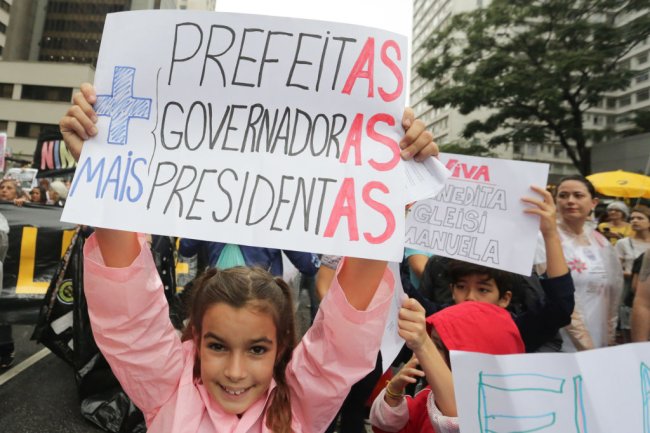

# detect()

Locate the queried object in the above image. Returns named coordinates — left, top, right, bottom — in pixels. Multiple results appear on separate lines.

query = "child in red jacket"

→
left=370, top=300, right=525, bottom=433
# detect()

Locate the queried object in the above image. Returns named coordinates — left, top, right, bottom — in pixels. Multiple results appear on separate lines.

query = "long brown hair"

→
left=182, top=266, right=296, bottom=433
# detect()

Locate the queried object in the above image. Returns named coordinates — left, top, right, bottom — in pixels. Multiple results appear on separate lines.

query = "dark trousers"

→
left=0, top=325, right=13, bottom=353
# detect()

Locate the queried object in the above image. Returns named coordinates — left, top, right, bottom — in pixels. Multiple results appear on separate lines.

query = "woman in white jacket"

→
left=536, top=175, right=623, bottom=351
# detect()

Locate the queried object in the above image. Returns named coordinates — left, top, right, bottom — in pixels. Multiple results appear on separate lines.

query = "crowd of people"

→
left=0, top=80, right=647, bottom=433
left=0, top=177, right=69, bottom=208
left=0, top=176, right=72, bottom=369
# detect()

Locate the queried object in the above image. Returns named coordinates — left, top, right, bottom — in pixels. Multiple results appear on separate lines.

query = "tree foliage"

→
left=418, top=0, right=650, bottom=175
left=439, top=141, right=497, bottom=157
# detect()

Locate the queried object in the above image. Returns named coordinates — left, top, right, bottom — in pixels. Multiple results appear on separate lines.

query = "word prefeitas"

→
left=167, top=23, right=403, bottom=100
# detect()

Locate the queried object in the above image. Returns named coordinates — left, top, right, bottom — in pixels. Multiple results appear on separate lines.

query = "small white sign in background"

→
left=405, top=153, right=549, bottom=275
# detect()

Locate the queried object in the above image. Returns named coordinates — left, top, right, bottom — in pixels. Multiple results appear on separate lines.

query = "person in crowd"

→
left=0, top=178, right=25, bottom=205
left=29, top=185, right=49, bottom=205
left=632, top=250, right=650, bottom=342
left=59, top=82, right=439, bottom=433
left=615, top=205, right=650, bottom=342
left=178, top=239, right=320, bottom=278
left=48, top=180, right=68, bottom=207
left=370, top=300, right=525, bottom=433
left=598, top=201, right=633, bottom=245
left=535, top=175, right=623, bottom=351
left=403, top=248, right=432, bottom=291
left=416, top=186, right=574, bottom=353
left=0, top=211, right=12, bottom=369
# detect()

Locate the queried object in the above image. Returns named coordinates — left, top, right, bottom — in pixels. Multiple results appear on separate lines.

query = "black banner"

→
left=31, top=128, right=77, bottom=178
left=0, top=203, right=76, bottom=323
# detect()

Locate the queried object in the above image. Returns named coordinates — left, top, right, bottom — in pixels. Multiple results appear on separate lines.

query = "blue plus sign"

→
left=95, top=66, right=152, bottom=145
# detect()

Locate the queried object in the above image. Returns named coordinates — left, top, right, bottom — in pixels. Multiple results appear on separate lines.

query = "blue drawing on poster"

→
left=95, top=66, right=152, bottom=145
left=478, top=372, right=588, bottom=433
left=642, top=363, right=650, bottom=433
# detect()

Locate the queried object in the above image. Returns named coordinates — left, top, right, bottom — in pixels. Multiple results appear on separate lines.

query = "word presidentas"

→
left=69, top=153, right=396, bottom=244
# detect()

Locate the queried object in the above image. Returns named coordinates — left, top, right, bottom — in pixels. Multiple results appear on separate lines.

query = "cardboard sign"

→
left=4, top=167, right=39, bottom=190
left=0, top=132, right=6, bottom=173
left=62, top=10, right=412, bottom=261
left=405, top=154, right=549, bottom=275
left=451, top=342, right=650, bottom=433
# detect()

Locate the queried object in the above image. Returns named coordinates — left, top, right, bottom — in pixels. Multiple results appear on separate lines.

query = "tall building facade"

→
left=0, top=0, right=219, bottom=159
left=0, top=0, right=10, bottom=59
left=410, top=0, right=650, bottom=178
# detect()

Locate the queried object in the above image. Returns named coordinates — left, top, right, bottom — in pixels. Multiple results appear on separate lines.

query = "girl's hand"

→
left=59, top=83, right=98, bottom=162
left=385, top=356, right=424, bottom=405
left=398, top=297, right=429, bottom=352
left=400, top=108, right=438, bottom=162
left=521, top=185, right=557, bottom=238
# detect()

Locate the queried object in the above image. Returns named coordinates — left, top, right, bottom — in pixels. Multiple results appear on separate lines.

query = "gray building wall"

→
left=591, top=133, right=650, bottom=174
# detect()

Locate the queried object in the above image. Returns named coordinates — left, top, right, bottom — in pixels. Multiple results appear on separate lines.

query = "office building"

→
left=411, top=0, right=649, bottom=177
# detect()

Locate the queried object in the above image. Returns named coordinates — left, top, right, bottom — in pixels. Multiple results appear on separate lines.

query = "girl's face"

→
left=0, top=181, right=17, bottom=200
left=199, top=302, right=278, bottom=415
left=30, top=188, right=41, bottom=202
left=630, top=211, right=650, bottom=233
left=556, top=180, right=598, bottom=225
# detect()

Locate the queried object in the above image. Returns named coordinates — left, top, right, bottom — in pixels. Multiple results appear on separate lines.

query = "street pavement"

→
left=0, top=325, right=104, bottom=433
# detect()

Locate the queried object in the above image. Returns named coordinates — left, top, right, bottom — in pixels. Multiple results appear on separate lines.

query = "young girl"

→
left=60, top=83, right=439, bottom=433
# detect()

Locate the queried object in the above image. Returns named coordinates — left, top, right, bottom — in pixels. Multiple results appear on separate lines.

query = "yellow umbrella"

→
left=587, top=170, right=650, bottom=198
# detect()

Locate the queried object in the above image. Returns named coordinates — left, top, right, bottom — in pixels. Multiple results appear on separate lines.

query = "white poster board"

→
left=405, top=154, right=549, bottom=275
left=62, top=10, right=412, bottom=261
left=4, top=167, right=39, bottom=190
left=451, top=342, right=650, bottom=433
left=0, top=132, right=6, bottom=173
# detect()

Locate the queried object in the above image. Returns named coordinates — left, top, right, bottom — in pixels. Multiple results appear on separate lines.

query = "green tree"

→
left=418, top=0, right=650, bottom=175
left=439, top=140, right=496, bottom=157
left=622, top=109, right=650, bottom=135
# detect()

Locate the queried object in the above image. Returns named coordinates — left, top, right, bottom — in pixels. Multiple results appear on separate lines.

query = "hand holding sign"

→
left=60, top=83, right=98, bottom=161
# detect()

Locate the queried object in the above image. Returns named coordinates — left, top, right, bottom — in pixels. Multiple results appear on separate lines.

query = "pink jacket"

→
left=83, top=234, right=394, bottom=433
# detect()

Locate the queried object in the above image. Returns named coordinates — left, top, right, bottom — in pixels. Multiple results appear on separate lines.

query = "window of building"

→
left=15, top=122, right=57, bottom=139
left=637, top=89, right=650, bottom=103
left=0, top=120, right=7, bottom=131
left=0, top=1, right=10, bottom=12
left=0, top=22, right=7, bottom=33
left=21, top=85, right=72, bottom=102
left=607, top=97, right=617, bottom=109
left=619, top=94, right=631, bottom=107
left=0, top=83, right=12, bottom=98
left=638, top=71, right=649, bottom=83
left=593, top=115, right=600, bottom=125
left=638, top=53, right=648, bottom=65
left=606, top=115, right=616, bottom=126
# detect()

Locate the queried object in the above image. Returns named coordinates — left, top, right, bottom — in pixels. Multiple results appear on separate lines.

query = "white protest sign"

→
left=62, top=10, right=411, bottom=261
left=4, top=167, right=39, bottom=190
left=379, top=262, right=407, bottom=372
left=451, top=342, right=650, bottom=433
left=0, top=132, right=6, bottom=173
left=405, top=154, right=549, bottom=275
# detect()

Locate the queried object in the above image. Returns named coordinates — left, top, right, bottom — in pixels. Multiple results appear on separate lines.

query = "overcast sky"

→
left=215, top=0, right=413, bottom=38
